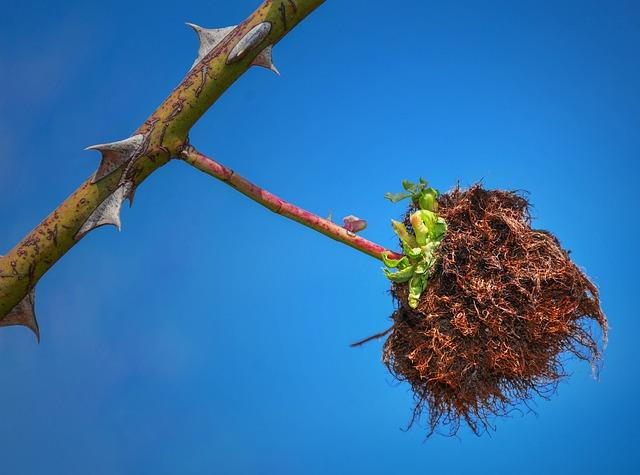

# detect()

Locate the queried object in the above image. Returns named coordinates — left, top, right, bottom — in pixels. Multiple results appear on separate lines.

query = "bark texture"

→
left=0, top=0, right=327, bottom=336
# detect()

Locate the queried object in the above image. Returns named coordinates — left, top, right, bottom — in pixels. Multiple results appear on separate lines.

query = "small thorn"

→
left=86, top=134, right=145, bottom=183
left=227, top=22, right=272, bottom=65
left=0, top=287, right=39, bottom=342
left=187, top=22, right=237, bottom=70
left=343, top=215, right=368, bottom=234
left=251, top=45, right=280, bottom=75
left=75, top=182, right=132, bottom=240
left=127, top=185, right=137, bottom=207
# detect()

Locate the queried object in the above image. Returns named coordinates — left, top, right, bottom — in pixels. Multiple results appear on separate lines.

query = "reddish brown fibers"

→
left=381, top=185, right=607, bottom=435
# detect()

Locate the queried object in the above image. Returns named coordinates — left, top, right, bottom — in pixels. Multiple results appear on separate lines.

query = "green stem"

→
left=179, top=146, right=403, bottom=262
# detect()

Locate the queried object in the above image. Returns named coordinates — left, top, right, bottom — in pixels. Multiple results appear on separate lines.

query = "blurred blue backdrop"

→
left=0, top=0, right=638, bottom=473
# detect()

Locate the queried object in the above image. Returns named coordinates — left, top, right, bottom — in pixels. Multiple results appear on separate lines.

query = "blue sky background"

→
left=0, top=0, right=638, bottom=473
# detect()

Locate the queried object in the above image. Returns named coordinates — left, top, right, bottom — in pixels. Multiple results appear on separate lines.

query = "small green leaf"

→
left=383, top=265, right=414, bottom=283
left=418, top=192, right=436, bottom=212
left=415, top=209, right=440, bottom=238
left=381, top=251, right=409, bottom=269
left=414, top=262, right=428, bottom=274
left=384, top=192, right=412, bottom=203
left=410, top=212, right=429, bottom=246
left=421, top=243, right=437, bottom=260
left=408, top=274, right=426, bottom=308
left=409, top=274, right=425, bottom=294
left=402, top=241, right=423, bottom=258
left=422, top=241, right=437, bottom=252
left=418, top=209, right=438, bottom=224
left=431, top=218, right=447, bottom=240
left=381, top=251, right=397, bottom=267
left=402, top=180, right=416, bottom=192
left=391, top=220, right=417, bottom=248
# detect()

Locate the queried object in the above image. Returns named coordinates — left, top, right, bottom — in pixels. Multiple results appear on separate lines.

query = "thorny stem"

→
left=179, top=146, right=403, bottom=261
left=0, top=0, right=325, bottom=322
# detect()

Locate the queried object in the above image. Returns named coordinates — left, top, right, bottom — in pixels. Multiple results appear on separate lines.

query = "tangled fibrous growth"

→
left=382, top=184, right=607, bottom=436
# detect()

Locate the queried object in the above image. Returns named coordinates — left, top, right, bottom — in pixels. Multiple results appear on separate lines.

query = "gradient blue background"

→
left=0, top=1, right=638, bottom=473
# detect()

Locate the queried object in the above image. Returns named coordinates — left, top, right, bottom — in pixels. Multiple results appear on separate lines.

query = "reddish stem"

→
left=179, top=146, right=403, bottom=262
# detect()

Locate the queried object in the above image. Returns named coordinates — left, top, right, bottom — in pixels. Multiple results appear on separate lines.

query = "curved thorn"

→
left=0, top=287, right=39, bottom=342
left=187, top=22, right=237, bottom=70
left=185, top=22, right=202, bottom=32
left=86, top=134, right=145, bottom=183
left=251, top=45, right=280, bottom=75
left=127, top=185, right=137, bottom=207
left=75, top=182, right=132, bottom=240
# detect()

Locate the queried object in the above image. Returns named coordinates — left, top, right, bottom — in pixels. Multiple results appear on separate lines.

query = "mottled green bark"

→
left=0, top=0, right=325, bottom=324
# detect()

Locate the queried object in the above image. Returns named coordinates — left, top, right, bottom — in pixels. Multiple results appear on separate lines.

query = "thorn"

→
left=75, top=182, right=132, bottom=240
left=251, top=45, right=280, bottom=75
left=227, top=22, right=272, bottom=65
left=187, top=22, right=236, bottom=70
left=343, top=215, right=368, bottom=234
left=127, top=185, right=137, bottom=207
left=86, top=134, right=145, bottom=183
left=0, top=287, right=39, bottom=342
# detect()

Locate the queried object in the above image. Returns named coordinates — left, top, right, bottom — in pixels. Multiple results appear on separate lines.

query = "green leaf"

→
left=418, top=209, right=438, bottom=225
left=418, top=192, right=436, bottom=212
left=383, top=265, right=414, bottom=283
left=391, top=220, right=417, bottom=248
left=381, top=251, right=397, bottom=267
left=422, top=241, right=437, bottom=252
left=402, top=180, right=416, bottom=192
left=410, top=211, right=431, bottom=245
left=431, top=218, right=447, bottom=240
left=411, top=275, right=426, bottom=293
left=402, top=241, right=423, bottom=258
left=421, top=242, right=437, bottom=260
left=384, top=191, right=412, bottom=203
left=408, top=274, right=426, bottom=309
left=415, top=209, right=442, bottom=239
left=414, top=261, right=428, bottom=274
left=381, top=251, right=409, bottom=269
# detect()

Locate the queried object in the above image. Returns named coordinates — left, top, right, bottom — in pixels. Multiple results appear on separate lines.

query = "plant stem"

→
left=0, top=0, right=325, bottom=321
left=179, top=146, right=403, bottom=262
